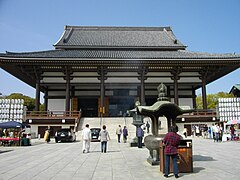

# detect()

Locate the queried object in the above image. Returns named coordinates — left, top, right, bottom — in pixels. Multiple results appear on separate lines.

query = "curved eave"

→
left=1, top=56, right=240, bottom=66
left=53, top=29, right=66, bottom=47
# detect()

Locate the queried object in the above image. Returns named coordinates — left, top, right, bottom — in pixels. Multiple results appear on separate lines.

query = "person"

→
left=99, top=125, right=110, bottom=153
left=213, top=123, right=220, bottom=142
left=122, top=126, right=128, bottom=143
left=146, top=121, right=150, bottom=134
left=3, top=129, right=9, bottom=137
left=182, top=128, right=187, bottom=138
left=219, top=124, right=223, bottom=142
left=163, top=125, right=182, bottom=178
left=208, top=127, right=212, bottom=139
left=44, top=128, right=50, bottom=143
left=191, top=126, right=195, bottom=137
left=136, top=126, right=144, bottom=148
left=195, top=125, right=200, bottom=137
left=230, top=125, right=235, bottom=141
left=9, top=131, right=14, bottom=138
left=82, top=124, right=91, bottom=153
left=116, top=125, right=122, bottom=143
left=211, top=124, right=215, bottom=140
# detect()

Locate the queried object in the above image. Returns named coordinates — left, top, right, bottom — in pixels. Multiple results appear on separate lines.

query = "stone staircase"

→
left=76, top=117, right=153, bottom=141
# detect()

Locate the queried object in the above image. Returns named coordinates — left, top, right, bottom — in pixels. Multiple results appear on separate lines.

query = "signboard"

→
left=218, top=98, right=240, bottom=122
left=0, top=99, right=24, bottom=123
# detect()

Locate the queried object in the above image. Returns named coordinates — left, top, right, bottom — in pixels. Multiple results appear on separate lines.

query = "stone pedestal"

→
left=144, top=134, right=164, bottom=165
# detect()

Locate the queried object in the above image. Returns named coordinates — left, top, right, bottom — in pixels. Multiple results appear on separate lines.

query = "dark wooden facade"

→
left=1, top=26, right=240, bottom=118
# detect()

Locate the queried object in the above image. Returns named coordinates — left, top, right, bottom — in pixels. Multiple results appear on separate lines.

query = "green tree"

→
left=196, top=92, right=234, bottom=109
left=5, top=93, right=36, bottom=111
left=40, top=104, right=45, bottom=111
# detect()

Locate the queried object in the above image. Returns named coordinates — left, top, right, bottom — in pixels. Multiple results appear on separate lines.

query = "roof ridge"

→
left=5, top=50, right=59, bottom=55
left=183, top=50, right=238, bottom=56
left=64, top=25, right=172, bottom=31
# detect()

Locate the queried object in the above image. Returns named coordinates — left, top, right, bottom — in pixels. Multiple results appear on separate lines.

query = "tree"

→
left=4, top=93, right=36, bottom=111
left=196, top=92, right=234, bottom=109
left=40, top=104, right=45, bottom=111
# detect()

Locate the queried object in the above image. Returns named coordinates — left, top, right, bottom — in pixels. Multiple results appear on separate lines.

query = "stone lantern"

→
left=136, top=83, right=193, bottom=165
left=129, top=101, right=144, bottom=147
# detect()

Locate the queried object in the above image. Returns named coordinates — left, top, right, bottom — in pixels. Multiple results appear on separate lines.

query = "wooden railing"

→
left=26, top=109, right=215, bottom=119
left=193, top=109, right=216, bottom=116
left=26, top=111, right=81, bottom=119
left=180, top=109, right=216, bottom=117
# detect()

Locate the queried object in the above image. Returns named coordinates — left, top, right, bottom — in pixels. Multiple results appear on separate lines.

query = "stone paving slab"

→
left=0, top=137, right=240, bottom=180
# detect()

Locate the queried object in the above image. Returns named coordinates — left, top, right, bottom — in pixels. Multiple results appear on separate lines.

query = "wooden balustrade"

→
left=179, top=109, right=216, bottom=118
left=26, top=111, right=81, bottom=119
left=193, top=109, right=216, bottom=116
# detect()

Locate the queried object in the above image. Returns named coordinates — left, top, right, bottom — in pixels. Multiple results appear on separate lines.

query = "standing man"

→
left=116, top=125, right=122, bottom=143
left=211, top=124, right=215, bottom=140
left=163, top=125, right=182, bottom=178
left=136, top=126, right=144, bottom=148
left=82, top=124, right=91, bottom=153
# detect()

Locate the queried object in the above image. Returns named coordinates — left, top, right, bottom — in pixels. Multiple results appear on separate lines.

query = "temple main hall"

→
left=1, top=26, right=240, bottom=118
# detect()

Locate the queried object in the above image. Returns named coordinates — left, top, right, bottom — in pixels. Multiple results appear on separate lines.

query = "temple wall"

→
left=179, top=98, right=193, bottom=108
left=48, top=99, right=66, bottom=111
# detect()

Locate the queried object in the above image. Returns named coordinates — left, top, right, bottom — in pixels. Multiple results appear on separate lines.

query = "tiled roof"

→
left=233, top=84, right=240, bottom=91
left=1, top=49, right=239, bottom=59
left=54, top=26, right=186, bottom=49
left=230, top=84, right=240, bottom=94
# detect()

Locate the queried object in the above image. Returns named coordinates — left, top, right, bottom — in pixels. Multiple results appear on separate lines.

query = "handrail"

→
left=180, top=109, right=216, bottom=117
left=193, top=109, right=216, bottom=116
left=26, top=111, right=81, bottom=118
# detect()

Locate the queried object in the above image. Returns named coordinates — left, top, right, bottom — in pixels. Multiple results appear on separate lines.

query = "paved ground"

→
left=0, top=137, right=240, bottom=180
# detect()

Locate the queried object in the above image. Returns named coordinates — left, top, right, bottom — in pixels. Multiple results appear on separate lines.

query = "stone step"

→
left=76, top=117, right=152, bottom=141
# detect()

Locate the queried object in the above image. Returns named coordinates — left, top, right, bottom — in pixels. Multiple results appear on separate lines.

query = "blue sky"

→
left=0, top=0, right=240, bottom=102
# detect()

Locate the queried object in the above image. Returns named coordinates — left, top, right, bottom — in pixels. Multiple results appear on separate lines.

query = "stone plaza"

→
left=0, top=137, right=239, bottom=180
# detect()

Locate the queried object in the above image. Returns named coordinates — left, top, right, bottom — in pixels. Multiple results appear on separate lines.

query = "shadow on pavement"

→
left=180, top=167, right=205, bottom=177
left=0, top=149, right=13, bottom=154
left=193, top=155, right=216, bottom=161
left=89, top=150, right=121, bottom=153
left=193, top=167, right=205, bottom=173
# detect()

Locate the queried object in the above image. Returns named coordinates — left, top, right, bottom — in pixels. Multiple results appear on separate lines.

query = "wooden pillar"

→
left=200, top=68, right=208, bottom=110
left=192, top=88, right=196, bottom=109
left=171, top=67, right=181, bottom=105
left=201, top=77, right=207, bottom=109
left=65, top=71, right=70, bottom=112
left=100, top=69, right=105, bottom=111
left=63, top=66, right=73, bottom=113
left=138, top=67, right=147, bottom=106
left=173, top=76, right=179, bottom=105
left=98, top=66, right=107, bottom=117
left=44, top=88, right=48, bottom=111
left=35, top=78, right=40, bottom=111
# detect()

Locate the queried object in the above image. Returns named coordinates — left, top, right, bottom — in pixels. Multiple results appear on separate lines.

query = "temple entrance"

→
left=108, top=96, right=135, bottom=117
left=78, top=98, right=98, bottom=117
